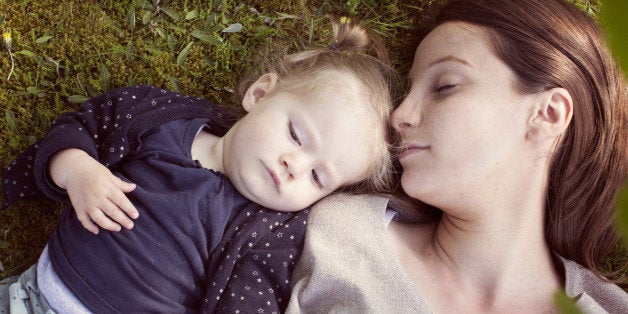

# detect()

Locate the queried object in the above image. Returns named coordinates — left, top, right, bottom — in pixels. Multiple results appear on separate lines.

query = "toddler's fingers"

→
left=101, top=199, right=135, bottom=230
left=110, top=191, right=139, bottom=220
left=76, top=211, right=101, bottom=235
left=86, top=207, right=123, bottom=232
left=113, top=176, right=136, bottom=193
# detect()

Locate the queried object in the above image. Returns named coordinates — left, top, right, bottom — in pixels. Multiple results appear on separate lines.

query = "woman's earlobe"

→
left=526, top=88, right=573, bottom=142
left=242, top=73, right=279, bottom=112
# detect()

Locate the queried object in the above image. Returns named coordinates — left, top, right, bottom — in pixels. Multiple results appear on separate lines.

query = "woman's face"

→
left=392, top=22, right=536, bottom=209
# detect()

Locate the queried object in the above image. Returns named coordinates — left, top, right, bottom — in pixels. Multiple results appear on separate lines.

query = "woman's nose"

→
left=391, top=98, right=420, bottom=133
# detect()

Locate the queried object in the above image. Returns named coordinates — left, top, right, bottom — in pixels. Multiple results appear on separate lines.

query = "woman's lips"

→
left=398, top=144, right=430, bottom=160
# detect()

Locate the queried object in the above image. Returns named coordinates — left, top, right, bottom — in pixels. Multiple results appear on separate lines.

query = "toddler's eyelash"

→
left=312, top=169, right=323, bottom=188
left=289, top=122, right=301, bottom=146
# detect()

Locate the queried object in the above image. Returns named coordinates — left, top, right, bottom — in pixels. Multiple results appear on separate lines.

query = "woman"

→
left=288, top=0, right=627, bottom=312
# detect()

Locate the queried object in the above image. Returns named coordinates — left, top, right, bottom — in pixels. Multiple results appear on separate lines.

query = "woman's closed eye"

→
left=436, top=84, right=458, bottom=93
left=289, top=121, right=302, bottom=146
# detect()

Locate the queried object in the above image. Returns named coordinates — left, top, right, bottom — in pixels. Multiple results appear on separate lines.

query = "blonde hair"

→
left=239, top=19, right=399, bottom=194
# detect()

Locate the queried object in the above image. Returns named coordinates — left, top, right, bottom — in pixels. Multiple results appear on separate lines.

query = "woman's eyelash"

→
left=289, top=122, right=301, bottom=146
left=436, top=84, right=457, bottom=92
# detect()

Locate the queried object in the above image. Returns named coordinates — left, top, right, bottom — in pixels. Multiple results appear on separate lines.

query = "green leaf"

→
left=0, top=15, right=5, bottom=27
left=553, top=290, right=581, bottom=314
left=276, top=13, right=301, bottom=20
left=221, top=23, right=243, bottom=33
left=160, top=7, right=180, bottom=21
left=125, top=41, right=133, bottom=61
left=128, top=8, right=136, bottom=30
left=167, top=34, right=176, bottom=52
left=190, top=30, right=223, bottom=45
left=99, top=65, right=110, bottom=91
left=86, top=84, right=99, bottom=97
left=176, top=42, right=193, bottom=66
left=185, top=9, right=199, bottom=20
left=16, top=50, right=35, bottom=57
left=26, top=86, right=42, bottom=94
left=67, top=95, right=89, bottom=103
left=35, top=35, right=53, bottom=44
left=155, top=27, right=167, bottom=40
left=168, top=25, right=187, bottom=33
left=0, top=240, right=9, bottom=249
left=5, top=110, right=17, bottom=133
left=142, top=11, right=152, bottom=25
left=203, top=13, right=217, bottom=30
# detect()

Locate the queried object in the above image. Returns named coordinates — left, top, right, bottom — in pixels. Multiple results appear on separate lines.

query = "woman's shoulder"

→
left=559, top=256, right=628, bottom=313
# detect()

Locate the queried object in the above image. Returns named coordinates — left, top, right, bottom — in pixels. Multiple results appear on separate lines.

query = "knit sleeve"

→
left=2, top=85, right=162, bottom=207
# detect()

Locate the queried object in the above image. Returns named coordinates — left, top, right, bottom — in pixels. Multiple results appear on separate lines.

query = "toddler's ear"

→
left=526, top=87, right=573, bottom=143
left=242, top=73, right=279, bottom=112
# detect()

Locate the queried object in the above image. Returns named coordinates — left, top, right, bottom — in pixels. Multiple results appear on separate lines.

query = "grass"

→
left=0, top=0, right=625, bottom=290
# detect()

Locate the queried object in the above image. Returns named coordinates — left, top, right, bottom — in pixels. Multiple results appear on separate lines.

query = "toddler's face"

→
left=222, top=75, right=380, bottom=211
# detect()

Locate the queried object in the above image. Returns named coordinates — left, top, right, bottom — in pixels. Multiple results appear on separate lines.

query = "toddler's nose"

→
left=280, top=154, right=308, bottom=180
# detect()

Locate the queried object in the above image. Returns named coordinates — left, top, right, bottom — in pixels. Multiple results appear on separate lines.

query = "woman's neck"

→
left=390, top=178, right=562, bottom=312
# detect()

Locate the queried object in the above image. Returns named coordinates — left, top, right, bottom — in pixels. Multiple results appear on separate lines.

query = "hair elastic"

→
left=328, top=44, right=341, bottom=52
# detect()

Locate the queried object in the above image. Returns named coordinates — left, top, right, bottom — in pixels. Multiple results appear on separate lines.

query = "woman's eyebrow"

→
left=428, top=55, right=471, bottom=68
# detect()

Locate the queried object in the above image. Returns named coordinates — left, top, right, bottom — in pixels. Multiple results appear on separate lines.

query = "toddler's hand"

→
left=49, top=149, right=139, bottom=234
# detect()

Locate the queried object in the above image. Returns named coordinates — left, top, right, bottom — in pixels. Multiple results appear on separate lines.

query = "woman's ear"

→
left=526, top=87, right=573, bottom=142
left=242, top=73, right=279, bottom=112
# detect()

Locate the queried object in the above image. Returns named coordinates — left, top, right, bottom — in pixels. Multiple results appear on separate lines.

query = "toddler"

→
left=1, top=20, right=397, bottom=313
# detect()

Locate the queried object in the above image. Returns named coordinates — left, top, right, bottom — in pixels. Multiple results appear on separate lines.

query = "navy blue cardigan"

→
left=1, top=85, right=307, bottom=313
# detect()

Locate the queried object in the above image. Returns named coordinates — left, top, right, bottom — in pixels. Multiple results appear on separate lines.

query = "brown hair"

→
left=415, top=0, right=628, bottom=277
left=239, top=19, right=400, bottom=194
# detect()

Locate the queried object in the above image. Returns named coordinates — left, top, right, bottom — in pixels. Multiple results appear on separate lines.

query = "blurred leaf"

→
left=142, top=11, right=152, bottom=25
left=128, top=8, right=136, bottom=30
left=26, top=86, right=42, bottom=94
left=176, top=42, right=193, bottom=66
left=86, top=84, right=99, bottom=97
left=0, top=240, right=9, bottom=249
left=155, top=27, right=167, bottom=40
left=5, top=110, right=18, bottom=133
left=553, top=290, right=581, bottom=314
left=203, top=13, right=217, bottom=30
left=68, top=95, right=89, bottom=104
left=161, top=7, right=180, bottom=21
left=16, top=50, right=35, bottom=57
left=0, top=15, right=5, bottom=27
left=166, top=34, right=175, bottom=52
left=221, top=23, right=243, bottom=33
left=168, top=25, right=187, bottom=33
left=125, top=41, right=133, bottom=61
left=35, top=35, right=53, bottom=44
left=99, top=64, right=110, bottom=91
left=277, top=13, right=301, bottom=20
left=617, top=185, right=628, bottom=245
left=185, top=9, right=199, bottom=20
left=601, top=0, right=628, bottom=73
left=191, top=30, right=223, bottom=45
